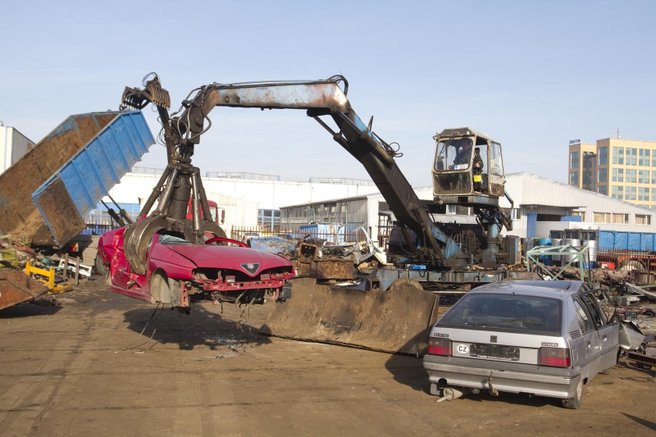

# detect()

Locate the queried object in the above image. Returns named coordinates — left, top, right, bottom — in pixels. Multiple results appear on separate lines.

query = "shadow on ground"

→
left=385, top=352, right=430, bottom=393
left=622, top=413, right=656, bottom=431
left=123, top=303, right=272, bottom=351
left=384, top=329, right=432, bottom=394
left=0, top=299, right=61, bottom=318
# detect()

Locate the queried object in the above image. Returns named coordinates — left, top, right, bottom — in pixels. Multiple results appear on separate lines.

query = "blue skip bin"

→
left=32, top=111, right=154, bottom=246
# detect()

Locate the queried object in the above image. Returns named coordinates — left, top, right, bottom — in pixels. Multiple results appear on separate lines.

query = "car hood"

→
left=163, top=244, right=292, bottom=277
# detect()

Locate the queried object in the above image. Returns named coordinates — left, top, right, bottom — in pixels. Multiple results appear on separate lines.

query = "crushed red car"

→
left=96, top=227, right=296, bottom=309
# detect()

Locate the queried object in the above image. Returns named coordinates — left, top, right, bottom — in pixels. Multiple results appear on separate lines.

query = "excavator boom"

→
left=123, top=75, right=461, bottom=268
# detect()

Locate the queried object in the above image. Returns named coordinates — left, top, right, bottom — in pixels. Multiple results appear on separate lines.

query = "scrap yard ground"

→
left=1, top=281, right=654, bottom=437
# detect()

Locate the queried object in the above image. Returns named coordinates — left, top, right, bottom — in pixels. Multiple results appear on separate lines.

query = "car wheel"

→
left=562, top=378, right=583, bottom=409
left=94, top=254, right=107, bottom=276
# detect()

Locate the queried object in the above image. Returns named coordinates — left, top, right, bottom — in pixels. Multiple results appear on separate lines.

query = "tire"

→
left=620, top=259, right=644, bottom=272
left=94, top=254, right=108, bottom=276
left=562, top=378, right=583, bottom=409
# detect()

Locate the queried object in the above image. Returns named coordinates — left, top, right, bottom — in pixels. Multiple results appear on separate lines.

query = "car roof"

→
left=469, top=280, right=584, bottom=299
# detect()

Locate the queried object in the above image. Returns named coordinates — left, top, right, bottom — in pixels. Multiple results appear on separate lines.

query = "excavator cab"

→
left=432, top=127, right=505, bottom=205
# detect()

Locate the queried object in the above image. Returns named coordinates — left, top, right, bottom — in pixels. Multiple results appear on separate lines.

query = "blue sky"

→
left=1, top=0, right=654, bottom=186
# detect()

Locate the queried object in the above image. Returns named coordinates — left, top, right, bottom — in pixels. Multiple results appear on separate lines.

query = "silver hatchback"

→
left=423, top=280, right=619, bottom=408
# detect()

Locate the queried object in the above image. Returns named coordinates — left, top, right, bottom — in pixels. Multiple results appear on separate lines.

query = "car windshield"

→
left=158, top=234, right=194, bottom=245
left=438, top=293, right=562, bottom=336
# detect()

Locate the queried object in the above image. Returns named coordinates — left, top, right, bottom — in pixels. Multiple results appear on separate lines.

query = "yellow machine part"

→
left=24, top=262, right=71, bottom=294
left=260, top=277, right=440, bottom=355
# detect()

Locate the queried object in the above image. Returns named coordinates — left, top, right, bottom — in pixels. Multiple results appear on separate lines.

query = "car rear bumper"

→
left=423, top=355, right=580, bottom=399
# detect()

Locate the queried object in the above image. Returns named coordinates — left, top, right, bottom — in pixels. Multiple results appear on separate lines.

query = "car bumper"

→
left=423, top=355, right=581, bottom=399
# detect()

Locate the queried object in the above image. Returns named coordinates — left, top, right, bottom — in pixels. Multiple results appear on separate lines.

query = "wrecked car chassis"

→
left=119, top=265, right=291, bottom=309
left=191, top=271, right=289, bottom=304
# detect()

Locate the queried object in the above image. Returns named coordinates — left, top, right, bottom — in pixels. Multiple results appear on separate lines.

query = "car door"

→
left=572, top=295, right=602, bottom=377
left=579, top=292, right=619, bottom=371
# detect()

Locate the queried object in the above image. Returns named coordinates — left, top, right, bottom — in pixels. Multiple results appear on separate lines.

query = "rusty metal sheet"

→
left=310, top=259, right=356, bottom=280
left=260, top=277, right=439, bottom=354
left=0, top=268, right=49, bottom=310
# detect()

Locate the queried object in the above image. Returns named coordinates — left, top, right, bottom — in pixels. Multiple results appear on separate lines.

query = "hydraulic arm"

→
left=120, top=74, right=467, bottom=273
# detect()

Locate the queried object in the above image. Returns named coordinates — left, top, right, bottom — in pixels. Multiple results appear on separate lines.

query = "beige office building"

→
left=569, top=137, right=656, bottom=211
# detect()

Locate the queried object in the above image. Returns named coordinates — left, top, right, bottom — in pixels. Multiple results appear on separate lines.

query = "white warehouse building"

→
left=103, top=168, right=378, bottom=234
left=279, top=173, right=656, bottom=243
left=0, top=125, right=34, bottom=174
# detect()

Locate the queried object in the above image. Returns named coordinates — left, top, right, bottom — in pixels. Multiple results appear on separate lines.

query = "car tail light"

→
left=225, top=275, right=236, bottom=283
left=539, top=347, right=571, bottom=368
left=427, top=337, right=451, bottom=356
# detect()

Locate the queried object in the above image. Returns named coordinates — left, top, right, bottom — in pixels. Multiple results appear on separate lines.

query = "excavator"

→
left=117, top=73, right=515, bottom=353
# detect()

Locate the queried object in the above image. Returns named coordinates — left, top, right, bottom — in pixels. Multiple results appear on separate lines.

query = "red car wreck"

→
left=96, top=227, right=296, bottom=310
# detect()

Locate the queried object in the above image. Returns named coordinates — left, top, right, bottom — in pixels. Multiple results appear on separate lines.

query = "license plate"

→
left=470, top=343, right=520, bottom=361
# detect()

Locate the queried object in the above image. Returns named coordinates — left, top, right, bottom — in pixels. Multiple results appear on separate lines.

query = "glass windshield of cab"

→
left=438, top=293, right=562, bottom=336
left=435, top=138, right=473, bottom=172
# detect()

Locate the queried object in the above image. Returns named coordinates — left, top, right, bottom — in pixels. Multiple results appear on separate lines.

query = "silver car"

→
left=423, top=280, right=619, bottom=409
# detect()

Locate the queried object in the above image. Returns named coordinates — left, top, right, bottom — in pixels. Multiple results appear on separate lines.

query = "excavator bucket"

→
left=260, top=278, right=440, bottom=355
left=0, top=268, right=49, bottom=311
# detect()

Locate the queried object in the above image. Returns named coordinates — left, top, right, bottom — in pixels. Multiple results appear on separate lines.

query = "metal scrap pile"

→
left=0, top=237, right=91, bottom=310
left=248, top=232, right=387, bottom=284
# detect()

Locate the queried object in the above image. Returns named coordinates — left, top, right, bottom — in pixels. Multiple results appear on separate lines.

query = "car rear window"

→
left=438, top=293, right=562, bottom=336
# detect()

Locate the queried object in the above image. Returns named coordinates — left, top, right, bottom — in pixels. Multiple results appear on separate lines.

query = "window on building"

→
left=612, top=147, right=624, bottom=165
left=582, top=171, right=594, bottom=187
left=569, top=151, right=579, bottom=170
left=597, top=168, right=608, bottom=183
left=258, top=209, right=281, bottom=231
left=639, top=187, right=650, bottom=201
left=639, top=149, right=651, bottom=166
left=583, top=153, right=596, bottom=169
left=598, top=147, right=608, bottom=165
left=625, top=186, right=637, bottom=201
left=537, top=214, right=562, bottom=221
left=594, top=212, right=611, bottom=223
left=611, top=185, right=623, bottom=200
left=639, top=169, right=650, bottom=184
left=625, top=169, right=637, bottom=183
left=626, top=147, right=638, bottom=166
left=636, top=214, right=652, bottom=225
left=612, top=213, right=629, bottom=224
left=611, top=168, right=624, bottom=182
left=569, top=171, right=579, bottom=185
left=598, top=185, right=608, bottom=195
left=571, top=210, right=585, bottom=219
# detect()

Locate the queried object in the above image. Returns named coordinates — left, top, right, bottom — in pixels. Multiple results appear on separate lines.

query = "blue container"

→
left=538, top=237, right=552, bottom=265
left=32, top=111, right=154, bottom=245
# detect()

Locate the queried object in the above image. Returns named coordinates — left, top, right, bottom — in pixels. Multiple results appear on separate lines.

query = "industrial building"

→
left=568, top=136, right=656, bottom=209
left=101, top=168, right=378, bottom=234
left=0, top=124, right=34, bottom=174
left=98, top=169, right=656, bottom=242
left=280, top=172, right=656, bottom=245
